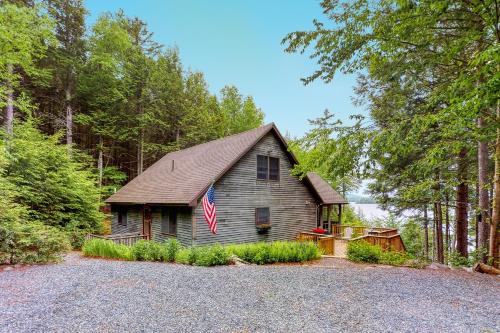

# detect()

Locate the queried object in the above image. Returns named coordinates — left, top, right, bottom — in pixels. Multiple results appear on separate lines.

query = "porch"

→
left=297, top=225, right=406, bottom=257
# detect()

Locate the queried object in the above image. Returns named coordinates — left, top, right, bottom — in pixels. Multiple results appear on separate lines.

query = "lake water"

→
left=349, top=203, right=389, bottom=221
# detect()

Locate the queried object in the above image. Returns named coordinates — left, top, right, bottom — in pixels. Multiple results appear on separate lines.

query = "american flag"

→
left=202, top=184, right=217, bottom=234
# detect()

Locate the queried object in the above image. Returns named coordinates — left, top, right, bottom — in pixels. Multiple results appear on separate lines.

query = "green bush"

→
left=163, top=238, right=182, bottom=262
left=380, top=250, right=410, bottom=266
left=347, top=240, right=382, bottom=263
left=0, top=222, right=71, bottom=264
left=131, top=240, right=164, bottom=261
left=82, top=238, right=134, bottom=260
left=193, top=244, right=231, bottom=267
left=226, top=241, right=321, bottom=265
left=65, top=227, right=88, bottom=250
left=174, top=248, right=192, bottom=265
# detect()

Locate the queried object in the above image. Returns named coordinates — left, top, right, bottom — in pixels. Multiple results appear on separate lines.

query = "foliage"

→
left=447, top=251, right=471, bottom=268
left=131, top=240, right=165, bottom=262
left=347, top=240, right=416, bottom=267
left=447, top=247, right=489, bottom=268
left=0, top=3, right=56, bottom=112
left=0, top=221, right=71, bottom=264
left=225, top=241, right=321, bottom=265
left=82, top=238, right=134, bottom=261
left=346, top=240, right=382, bottom=264
left=191, top=244, right=231, bottom=267
left=341, top=205, right=366, bottom=226
left=64, top=226, right=88, bottom=250
left=379, top=250, right=411, bottom=266
left=174, top=247, right=192, bottom=265
left=3, top=121, right=104, bottom=231
left=283, top=0, right=500, bottom=262
left=163, top=238, right=182, bottom=262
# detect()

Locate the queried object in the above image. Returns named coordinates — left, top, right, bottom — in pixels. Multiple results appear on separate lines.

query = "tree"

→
left=0, top=3, right=55, bottom=134
left=44, top=0, right=86, bottom=146
left=283, top=0, right=499, bottom=263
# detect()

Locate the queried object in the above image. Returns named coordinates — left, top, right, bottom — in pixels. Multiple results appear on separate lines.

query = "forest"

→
left=0, top=0, right=498, bottom=268
left=0, top=0, right=264, bottom=262
left=284, top=0, right=499, bottom=266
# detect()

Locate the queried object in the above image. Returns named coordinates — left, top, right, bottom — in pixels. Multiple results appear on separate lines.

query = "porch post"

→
left=338, top=204, right=343, bottom=224
left=318, top=205, right=323, bottom=228
left=327, top=204, right=332, bottom=233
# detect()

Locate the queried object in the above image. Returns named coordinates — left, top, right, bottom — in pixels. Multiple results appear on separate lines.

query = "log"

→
left=473, top=262, right=500, bottom=275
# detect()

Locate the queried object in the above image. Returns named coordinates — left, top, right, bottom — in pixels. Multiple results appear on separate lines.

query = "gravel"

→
left=0, top=253, right=499, bottom=333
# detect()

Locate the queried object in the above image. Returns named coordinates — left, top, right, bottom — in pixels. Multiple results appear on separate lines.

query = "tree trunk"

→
left=66, top=88, right=73, bottom=146
left=490, top=102, right=500, bottom=266
left=478, top=116, right=490, bottom=254
left=5, top=63, right=14, bottom=135
left=423, top=205, right=429, bottom=259
left=456, top=148, right=469, bottom=257
left=137, top=134, right=143, bottom=176
left=98, top=136, right=103, bottom=203
left=445, top=195, right=450, bottom=253
left=434, top=201, right=444, bottom=263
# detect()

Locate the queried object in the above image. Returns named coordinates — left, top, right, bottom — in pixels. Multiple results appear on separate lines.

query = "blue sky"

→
left=85, top=0, right=363, bottom=138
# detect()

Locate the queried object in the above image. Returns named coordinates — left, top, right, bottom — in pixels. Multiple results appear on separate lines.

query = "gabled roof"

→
left=306, top=172, right=348, bottom=204
left=106, top=123, right=346, bottom=206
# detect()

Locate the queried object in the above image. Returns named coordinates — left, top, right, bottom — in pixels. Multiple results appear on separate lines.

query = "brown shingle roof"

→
left=106, top=123, right=346, bottom=206
left=306, top=172, right=348, bottom=204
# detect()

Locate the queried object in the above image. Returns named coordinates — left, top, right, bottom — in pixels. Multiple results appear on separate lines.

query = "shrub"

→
left=0, top=221, right=71, bottom=264
left=82, top=238, right=134, bottom=260
left=346, top=240, right=382, bottom=263
left=163, top=239, right=182, bottom=262
left=193, top=244, right=231, bottom=266
left=131, top=240, right=164, bottom=261
left=380, top=250, right=410, bottom=266
left=65, top=227, right=87, bottom=250
left=174, top=248, right=192, bottom=265
left=226, top=241, right=321, bottom=265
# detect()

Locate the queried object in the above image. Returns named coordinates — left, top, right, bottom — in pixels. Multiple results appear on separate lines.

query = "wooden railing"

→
left=352, top=234, right=406, bottom=252
left=297, top=232, right=335, bottom=255
left=85, top=233, right=148, bottom=246
left=331, top=225, right=398, bottom=238
left=297, top=227, right=406, bottom=257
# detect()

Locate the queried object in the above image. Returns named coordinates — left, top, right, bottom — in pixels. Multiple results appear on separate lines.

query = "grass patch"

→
left=82, top=239, right=321, bottom=266
left=226, top=241, right=321, bottom=264
left=82, top=238, right=134, bottom=261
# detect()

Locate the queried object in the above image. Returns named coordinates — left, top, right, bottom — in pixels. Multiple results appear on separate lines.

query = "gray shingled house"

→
left=105, top=123, right=347, bottom=246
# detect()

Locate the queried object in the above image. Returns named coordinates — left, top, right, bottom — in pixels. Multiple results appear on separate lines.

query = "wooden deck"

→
left=297, top=225, right=406, bottom=257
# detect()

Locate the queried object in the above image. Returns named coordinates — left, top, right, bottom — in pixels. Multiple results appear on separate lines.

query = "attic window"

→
left=257, top=155, right=280, bottom=181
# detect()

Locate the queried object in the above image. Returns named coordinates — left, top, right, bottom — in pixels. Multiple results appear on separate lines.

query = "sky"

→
left=85, top=0, right=363, bottom=138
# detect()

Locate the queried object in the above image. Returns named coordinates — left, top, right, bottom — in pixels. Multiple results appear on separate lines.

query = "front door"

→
left=143, top=206, right=152, bottom=239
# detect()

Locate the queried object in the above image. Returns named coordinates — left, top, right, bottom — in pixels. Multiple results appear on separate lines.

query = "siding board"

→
left=194, top=133, right=317, bottom=245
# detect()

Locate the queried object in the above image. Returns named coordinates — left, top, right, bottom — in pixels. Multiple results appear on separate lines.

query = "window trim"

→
left=256, top=154, right=280, bottom=182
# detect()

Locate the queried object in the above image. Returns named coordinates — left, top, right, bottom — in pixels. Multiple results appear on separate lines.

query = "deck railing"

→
left=331, top=225, right=398, bottom=238
left=85, top=233, right=148, bottom=246
left=297, top=227, right=406, bottom=257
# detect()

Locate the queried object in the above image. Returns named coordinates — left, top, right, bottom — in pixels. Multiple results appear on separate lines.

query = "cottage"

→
left=105, top=123, right=347, bottom=246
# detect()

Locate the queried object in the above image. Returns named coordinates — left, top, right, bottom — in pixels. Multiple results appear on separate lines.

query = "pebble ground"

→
left=0, top=253, right=499, bottom=333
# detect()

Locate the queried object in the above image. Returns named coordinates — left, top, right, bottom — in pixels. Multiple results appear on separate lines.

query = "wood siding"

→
left=111, top=205, right=192, bottom=247
left=194, top=133, right=318, bottom=245
left=111, top=206, right=142, bottom=234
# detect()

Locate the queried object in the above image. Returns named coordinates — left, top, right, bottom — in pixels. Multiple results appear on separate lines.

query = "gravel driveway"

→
left=1, top=253, right=499, bottom=333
